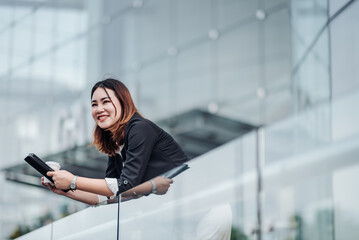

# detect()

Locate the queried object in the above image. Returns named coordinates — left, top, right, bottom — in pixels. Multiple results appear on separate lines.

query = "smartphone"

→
left=163, top=164, right=189, bottom=179
left=24, top=153, right=69, bottom=192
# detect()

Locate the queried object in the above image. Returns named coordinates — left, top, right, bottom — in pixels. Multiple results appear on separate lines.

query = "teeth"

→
left=99, top=116, right=107, bottom=120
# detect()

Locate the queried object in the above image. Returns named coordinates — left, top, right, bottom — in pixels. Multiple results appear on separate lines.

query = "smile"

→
left=98, top=115, right=109, bottom=122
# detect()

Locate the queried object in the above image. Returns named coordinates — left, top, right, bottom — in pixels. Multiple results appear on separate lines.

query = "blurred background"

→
left=0, top=0, right=358, bottom=239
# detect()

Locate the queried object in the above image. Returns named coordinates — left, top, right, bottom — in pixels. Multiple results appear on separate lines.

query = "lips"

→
left=98, top=115, right=109, bottom=122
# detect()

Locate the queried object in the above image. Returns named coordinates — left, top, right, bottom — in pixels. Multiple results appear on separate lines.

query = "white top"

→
left=97, top=145, right=124, bottom=203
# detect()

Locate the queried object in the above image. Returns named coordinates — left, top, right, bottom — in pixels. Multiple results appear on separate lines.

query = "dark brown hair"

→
left=91, top=78, right=138, bottom=156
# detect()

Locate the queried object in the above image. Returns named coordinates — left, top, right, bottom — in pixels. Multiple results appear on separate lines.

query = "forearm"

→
left=65, top=189, right=100, bottom=206
left=121, top=176, right=173, bottom=198
left=121, top=181, right=152, bottom=198
left=76, top=177, right=114, bottom=197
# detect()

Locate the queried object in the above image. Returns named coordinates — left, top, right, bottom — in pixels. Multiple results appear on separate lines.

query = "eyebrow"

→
left=91, top=97, right=110, bottom=103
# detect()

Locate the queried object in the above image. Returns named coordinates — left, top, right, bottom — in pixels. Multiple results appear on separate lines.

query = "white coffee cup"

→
left=43, top=161, right=61, bottom=185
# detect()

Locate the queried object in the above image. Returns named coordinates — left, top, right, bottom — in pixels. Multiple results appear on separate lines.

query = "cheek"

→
left=115, top=103, right=122, bottom=117
left=114, top=107, right=122, bottom=119
left=91, top=109, right=97, bottom=121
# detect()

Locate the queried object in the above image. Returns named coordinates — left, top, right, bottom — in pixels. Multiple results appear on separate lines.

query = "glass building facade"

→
left=0, top=0, right=358, bottom=239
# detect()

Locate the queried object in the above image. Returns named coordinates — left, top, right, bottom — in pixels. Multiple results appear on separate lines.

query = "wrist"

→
left=70, top=175, right=78, bottom=190
left=150, top=180, right=157, bottom=194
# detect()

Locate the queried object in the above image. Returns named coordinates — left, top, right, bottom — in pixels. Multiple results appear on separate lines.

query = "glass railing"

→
left=116, top=132, right=258, bottom=239
left=16, top=203, right=119, bottom=240
left=16, top=89, right=359, bottom=240
left=261, top=89, right=359, bottom=240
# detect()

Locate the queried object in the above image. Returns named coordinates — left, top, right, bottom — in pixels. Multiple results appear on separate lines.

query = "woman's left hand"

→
left=152, top=176, right=174, bottom=195
left=47, top=170, right=74, bottom=190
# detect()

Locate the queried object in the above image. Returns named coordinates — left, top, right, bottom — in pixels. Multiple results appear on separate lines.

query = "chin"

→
left=98, top=121, right=115, bottom=130
left=99, top=124, right=111, bottom=130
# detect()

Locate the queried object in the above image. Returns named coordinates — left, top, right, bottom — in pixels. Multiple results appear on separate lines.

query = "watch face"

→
left=70, top=176, right=77, bottom=190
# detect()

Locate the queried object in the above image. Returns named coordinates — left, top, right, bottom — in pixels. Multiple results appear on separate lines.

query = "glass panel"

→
left=0, top=6, right=13, bottom=30
left=291, top=0, right=328, bottom=66
left=54, top=41, right=83, bottom=91
left=331, top=91, right=359, bottom=141
left=0, top=6, right=12, bottom=76
left=52, top=203, right=119, bottom=240
left=118, top=135, right=257, bottom=239
left=0, top=32, right=10, bottom=75
left=32, top=55, right=53, bottom=85
left=12, top=16, right=32, bottom=67
left=14, top=6, right=32, bottom=21
left=0, top=177, right=80, bottom=240
left=262, top=90, right=359, bottom=240
left=264, top=0, right=287, bottom=9
left=76, top=37, right=87, bottom=89
left=293, top=29, right=331, bottom=109
left=1, top=117, right=21, bottom=165
left=15, top=111, right=47, bottom=157
left=56, top=9, right=82, bottom=45
left=103, top=0, right=132, bottom=16
left=34, top=8, right=54, bottom=56
left=177, top=0, right=211, bottom=46
left=291, top=0, right=331, bottom=111
left=113, top=10, right=138, bottom=71
left=264, top=8, right=291, bottom=88
left=265, top=102, right=332, bottom=164
left=177, top=42, right=211, bottom=112
left=15, top=223, right=52, bottom=240
left=218, top=22, right=259, bottom=104
left=138, top=59, right=171, bottom=120
left=333, top=163, right=359, bottom=240
left=329, top=0, right=350, bottom=16
left=218, top=0, right=257, bottom=29
left=330, top=0, right=359, bottom=97
left=136, top=0, right=171, bottom=62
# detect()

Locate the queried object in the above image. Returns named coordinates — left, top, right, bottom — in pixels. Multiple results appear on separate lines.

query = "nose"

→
left=96, top=106, right=105, bottom=114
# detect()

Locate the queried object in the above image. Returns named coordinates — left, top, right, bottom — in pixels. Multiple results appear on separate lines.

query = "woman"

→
left=43, top=78, right=189, bottom=205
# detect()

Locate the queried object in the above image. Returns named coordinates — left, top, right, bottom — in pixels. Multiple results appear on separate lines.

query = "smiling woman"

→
left=91, top=88, right=122, bottom=129
left=90, top=80, right=137, bottom=156
left=42, top=78, right=190, bottom=205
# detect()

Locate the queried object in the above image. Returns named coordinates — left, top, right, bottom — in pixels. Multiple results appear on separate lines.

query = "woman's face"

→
left=91, top=87, right=122, bottom=129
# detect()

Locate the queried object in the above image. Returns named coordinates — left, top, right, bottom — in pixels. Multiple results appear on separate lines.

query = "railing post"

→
left=256, top=128, right=265, bottom=240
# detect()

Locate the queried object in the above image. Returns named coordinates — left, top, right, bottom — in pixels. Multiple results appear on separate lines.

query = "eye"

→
left=103, top=100, right=110, bottom=104
left=91, top=103, right=97, bottom=107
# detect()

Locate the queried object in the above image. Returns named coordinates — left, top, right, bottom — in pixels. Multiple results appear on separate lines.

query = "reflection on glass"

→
left=262, top=90, right=359, bottom=240
left=291, top=0, right=330, bottom=111
left=195, top=204, right=232, bottom=240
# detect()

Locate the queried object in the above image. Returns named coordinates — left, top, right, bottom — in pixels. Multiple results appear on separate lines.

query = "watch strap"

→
left=70, top=175, right=78, bottom=190
left=150, top=180, right=157, bottom=194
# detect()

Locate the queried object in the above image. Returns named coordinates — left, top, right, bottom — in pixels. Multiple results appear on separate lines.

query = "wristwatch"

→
left=150, top=180, right=157, bottom=194
left=70, top=175, right=78, bottom=190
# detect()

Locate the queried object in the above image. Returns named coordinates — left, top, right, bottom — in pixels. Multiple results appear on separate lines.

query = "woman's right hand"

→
left=41, top=177, right=67, bottom=196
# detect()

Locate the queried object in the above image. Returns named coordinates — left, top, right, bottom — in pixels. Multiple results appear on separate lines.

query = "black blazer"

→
left=105, top=112, right=189, bottom=194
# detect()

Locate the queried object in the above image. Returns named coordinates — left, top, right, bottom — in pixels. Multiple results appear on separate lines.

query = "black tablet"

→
left=163, top=164, right=189, bottom=179
left=24, top=153, right=54, bottom=184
